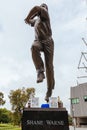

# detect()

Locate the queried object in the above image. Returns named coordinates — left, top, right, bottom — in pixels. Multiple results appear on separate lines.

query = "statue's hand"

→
left=24, top=18, right=29, bottom=24
left=24, top=19, right=35, bottom=27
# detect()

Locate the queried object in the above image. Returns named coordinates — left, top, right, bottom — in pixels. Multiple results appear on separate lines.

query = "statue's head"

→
left=40, top=3, right=48, bottom=11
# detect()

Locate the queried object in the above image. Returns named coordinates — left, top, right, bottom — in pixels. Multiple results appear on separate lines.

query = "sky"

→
left=0, top=0, right=87, bottom=112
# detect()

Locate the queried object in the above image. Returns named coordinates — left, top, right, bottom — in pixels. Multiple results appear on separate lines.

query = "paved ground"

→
left=69, top=126, right=87, bottom=130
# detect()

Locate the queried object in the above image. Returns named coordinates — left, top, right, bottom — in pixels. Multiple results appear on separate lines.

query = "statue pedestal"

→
left=22, top=108, right=69, bottom=130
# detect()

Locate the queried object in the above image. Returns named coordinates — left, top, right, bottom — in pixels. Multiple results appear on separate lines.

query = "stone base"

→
left=22, top=108, right=69, bottom=130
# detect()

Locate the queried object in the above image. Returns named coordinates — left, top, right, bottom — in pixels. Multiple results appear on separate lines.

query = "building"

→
left=70, top=82, right=87, bottom=126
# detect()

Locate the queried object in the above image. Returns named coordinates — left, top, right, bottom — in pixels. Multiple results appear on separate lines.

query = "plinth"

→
left=22, top=108, right=69, bottom=130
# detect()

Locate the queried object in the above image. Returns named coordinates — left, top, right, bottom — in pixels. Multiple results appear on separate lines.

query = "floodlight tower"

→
left=77, top=38, right=87, bottom=81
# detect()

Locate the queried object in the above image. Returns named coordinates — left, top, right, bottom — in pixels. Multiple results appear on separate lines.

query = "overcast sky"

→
left=0, top=0, right=87, bottom=112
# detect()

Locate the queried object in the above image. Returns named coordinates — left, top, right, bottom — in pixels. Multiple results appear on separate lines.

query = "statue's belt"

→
left=36, top=37, right=52, bottom=44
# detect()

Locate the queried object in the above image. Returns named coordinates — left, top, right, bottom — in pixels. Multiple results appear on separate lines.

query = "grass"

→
left=0, top=123, right=21, bottom=130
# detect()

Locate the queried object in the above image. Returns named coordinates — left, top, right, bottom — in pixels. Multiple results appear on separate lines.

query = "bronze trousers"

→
left=31, top=37, right=55, bottom=98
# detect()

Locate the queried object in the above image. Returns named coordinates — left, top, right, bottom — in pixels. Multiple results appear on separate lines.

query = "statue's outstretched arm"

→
left=24, top=6, right=40, bottom=25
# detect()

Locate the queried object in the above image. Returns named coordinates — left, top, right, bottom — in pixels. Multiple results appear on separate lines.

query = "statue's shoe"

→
left=37, top=72, right=45, bottom=83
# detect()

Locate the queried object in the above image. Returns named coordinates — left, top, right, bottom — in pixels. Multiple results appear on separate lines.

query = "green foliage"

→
left=0, top=123, right=21, bottom=130
left=0, top=92, right=5, bottom=106
left=0, top=108, right=12, bottom=123
left=68, top=114, right=73, bottom=125
left=8, top=87, right=35, bottom=125
left=9, top=87, right=35, bottom=111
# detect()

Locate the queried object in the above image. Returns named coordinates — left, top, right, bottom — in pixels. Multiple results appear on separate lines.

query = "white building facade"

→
left=70, top=83, right=87, bottom=126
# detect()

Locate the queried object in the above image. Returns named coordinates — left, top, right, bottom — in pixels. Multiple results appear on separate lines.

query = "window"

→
left=84, top=96, right=87, bottom=102
left=71, top=98, right=79, bottom=104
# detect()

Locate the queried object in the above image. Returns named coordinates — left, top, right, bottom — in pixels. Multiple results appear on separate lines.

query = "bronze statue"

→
left=25, top=3, right=55, bottom=102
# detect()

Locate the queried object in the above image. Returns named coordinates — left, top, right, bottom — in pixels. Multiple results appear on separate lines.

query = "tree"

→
left=9, top=87, right=35, bottom=125
left=0, top=92, right=5, bottom=106
left=0, top=108, right=12, bottom=123
left=68, top=114, right=73, bottom=125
